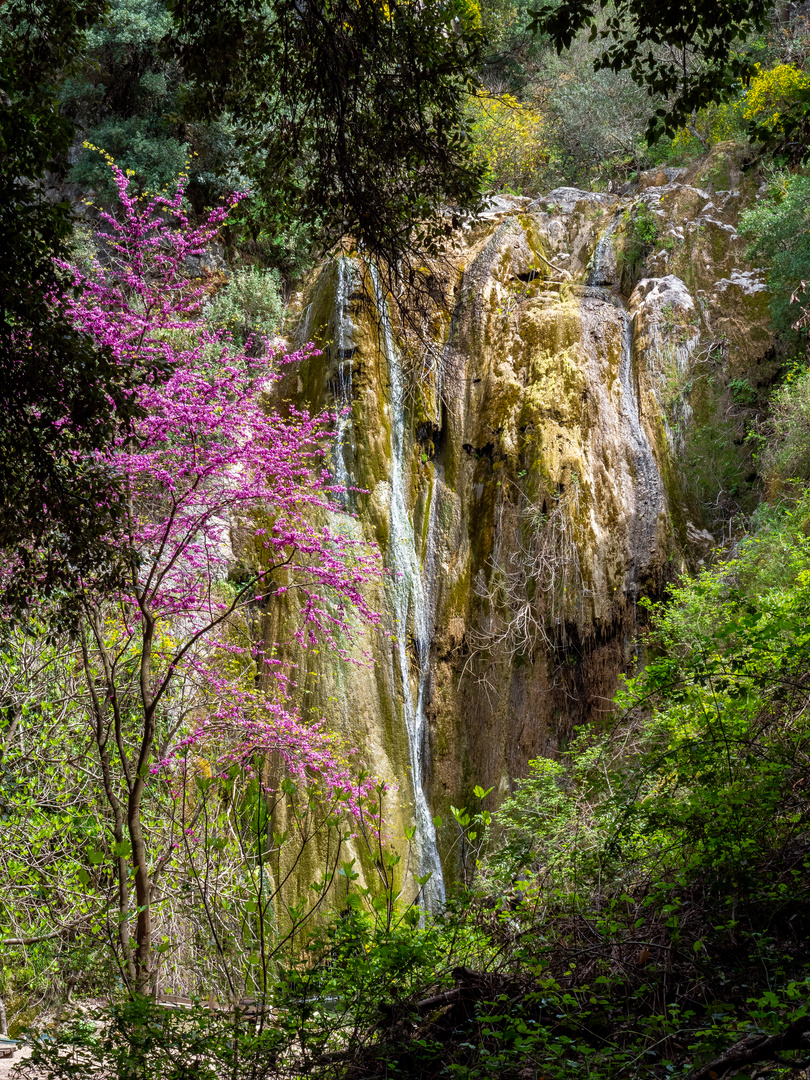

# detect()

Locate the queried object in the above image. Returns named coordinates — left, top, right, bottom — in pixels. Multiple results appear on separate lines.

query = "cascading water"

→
left=586, top=212, right=621, bottom=288
left=585, top=218, right=664, bottom=595
left=332, top=257, right=355, bottom=507
left=285, top=166, right=763, bottom=880
left=368, top=263, right=446, bottom=910
left=616, top=308, right=664, bottom=573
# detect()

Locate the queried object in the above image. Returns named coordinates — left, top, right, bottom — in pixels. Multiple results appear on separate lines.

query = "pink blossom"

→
left=59, top=165, right=382, bottom=814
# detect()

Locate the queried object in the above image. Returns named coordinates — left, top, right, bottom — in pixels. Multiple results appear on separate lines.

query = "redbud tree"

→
left=17, top=161, right=383, bottom=996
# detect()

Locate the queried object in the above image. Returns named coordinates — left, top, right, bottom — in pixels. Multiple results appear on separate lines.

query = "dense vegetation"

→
left=5, top=0, right=810, bottom=1078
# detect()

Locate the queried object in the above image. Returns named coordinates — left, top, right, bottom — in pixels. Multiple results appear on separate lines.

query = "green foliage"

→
left=728, top=375, right=758, bottom=405
left=759, top=364, right=810, bottom=484
left=474, top=13, right=674, bottom=192
left=72, top=119, right=188, bottom=197
left=169, top=0, right=487, bottom=264
left=276, top=907, right=450, bottom=1067
left=535, top=25, right=667, bottom=185
left=370, top=496, right=810, bottom=1080
left=684, top=407, right=756, bottom=516
left=226, top=196, right=318, bottom=281
left=617, top=202, right=658, bottom=284
left=530, top=0, right=768, bottom=142
left=0, top=0, right=143, bottom=611
left=62, top=0, right=191, bottom=197
left=205, top=266, right=284, bottom=347
left=18, top=912, right=458, bottom=1080
left=552, top=501, right=810, bottom=897
left=20, top=998, right=285, bottom=1080
left=547, top=66, right=654, bottom=182
left=664, top=63, right=810, bottom=158
left=61, top=0, right=489, bottom=273
left=482, top=759, right=575, bottom=883
left=739, top=169, right=810, bottom=336
left=468, top=91, right=550, bottom=194
left=660, top=339, right=762, bottom=530
left=744, top=62, right=810, bottom=161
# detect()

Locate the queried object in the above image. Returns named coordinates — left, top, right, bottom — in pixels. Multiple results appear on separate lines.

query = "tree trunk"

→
left=130, top=597, right=157, bottom=995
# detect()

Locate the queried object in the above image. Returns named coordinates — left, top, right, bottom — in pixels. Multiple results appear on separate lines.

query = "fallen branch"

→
left=2, top=923, right=82, bottom=946
left=534, top=250, right=571, bottom=278
left=415, top=988, right=462, bottom=1012
left=691, top=1015, right=810, bottom=1080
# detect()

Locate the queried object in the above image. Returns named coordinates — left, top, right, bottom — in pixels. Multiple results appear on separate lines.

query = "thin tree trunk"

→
left=688, top=108, right=709, bottom=151
left=80, top=618, right=137, bottom=988
left=130, top=596, right=157, bottom=995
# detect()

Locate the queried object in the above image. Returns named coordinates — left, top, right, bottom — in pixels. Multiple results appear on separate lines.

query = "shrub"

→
left=469, top=91, right=551, bottom=194
left=744, top=62, right=810, bottom=128
left=739, top=170, right=810, bottom=335
left=70, top=117, right=189, bottom=196
left=548, top=66, right=657, bottom=180
left=20, top=998, right=284, bottom=1080
left=205, top=265, right=284, bottom=346
left=226, top=195, right=319, bottom=281
left=617, top=202, right=658, bottom=285
left=760, top=365, right=810, bottom=484
left=668, top=63, right=810, bottom=158
left=668, top=96, right=748, bottom=155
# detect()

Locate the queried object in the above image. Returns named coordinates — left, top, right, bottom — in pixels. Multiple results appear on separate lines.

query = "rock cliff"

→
left=269, top=143, right=776, bottom=901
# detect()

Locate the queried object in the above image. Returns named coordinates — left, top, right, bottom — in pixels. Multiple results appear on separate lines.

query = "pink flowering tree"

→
left=40, top=161, right=383, bottom=996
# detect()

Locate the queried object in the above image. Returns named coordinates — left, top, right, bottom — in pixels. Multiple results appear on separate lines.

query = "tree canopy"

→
left=167, top=0, right=487, bottom=261
left=0, top=0, right=143, bottom=611
left=530, top=0, right=769, bottom=138
left=0, top=0, right=777, bottom=603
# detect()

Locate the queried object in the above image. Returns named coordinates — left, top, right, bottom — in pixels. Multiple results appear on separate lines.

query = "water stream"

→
left=368, top=263, right=446, bottom=911
left=584, top=215, right=663, bottom=596
left=581, top=209, right=664, bottom=593
left=586, top=212, right=621, bottom=288
left=332, top=257, right=355, bottom=508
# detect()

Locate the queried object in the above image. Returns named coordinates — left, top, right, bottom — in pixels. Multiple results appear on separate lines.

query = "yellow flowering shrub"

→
left=743, top=63, right=810, bottom=130
left=451, top=0, right=481, bottom=30
left=670, top=63, right=810, bottom=154
left=469, top=91, right=550, bottom=194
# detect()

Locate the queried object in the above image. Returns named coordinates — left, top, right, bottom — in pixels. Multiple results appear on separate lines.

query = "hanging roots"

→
left=466, top=479, right=584, bottom=676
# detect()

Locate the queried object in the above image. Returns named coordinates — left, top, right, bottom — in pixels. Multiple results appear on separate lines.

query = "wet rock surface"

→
left=276, top=143, right=775, bottom=896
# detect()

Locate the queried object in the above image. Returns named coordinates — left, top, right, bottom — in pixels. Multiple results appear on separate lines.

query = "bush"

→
left=63, top=0, right=189, bottom=197
left=226, top=196, right=320, bottom=281
left=739, top=170, right=810, bottom=335
left=547, top=66, right=658, bottom=181
left=668, top=63, right=810, bottom=159
left=18, top=499, right=810, bottom=1080
left=204, top=266, right=284, bottom=347
left=744, top=63, right=810, bottom=128
left=20, top=998, right=285, bottom=1080
left=468, top=91, right=551, bottom=194
left=760, top=365, right=810, bottom=484
left=617, top=202, right=658, bottom=286
left=744, top=62, right=810, bottom=158
left=71, top=118, right=188, bottom=197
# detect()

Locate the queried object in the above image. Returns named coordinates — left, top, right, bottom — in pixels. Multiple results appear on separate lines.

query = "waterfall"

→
left=332, top=257, right=354, bottom=507
left=582, top=274, right=663, bottom=594
left=616, top=306, right=663, bottom=594
left=580, top=201, right=664, bottom=590
left=586, top=213, right=621, bottom=288
left=368, top=263, right=446, bottom=911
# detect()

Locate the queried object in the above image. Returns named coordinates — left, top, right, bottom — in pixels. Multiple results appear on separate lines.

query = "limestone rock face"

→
left=274, top=144, right=774, bottom=898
